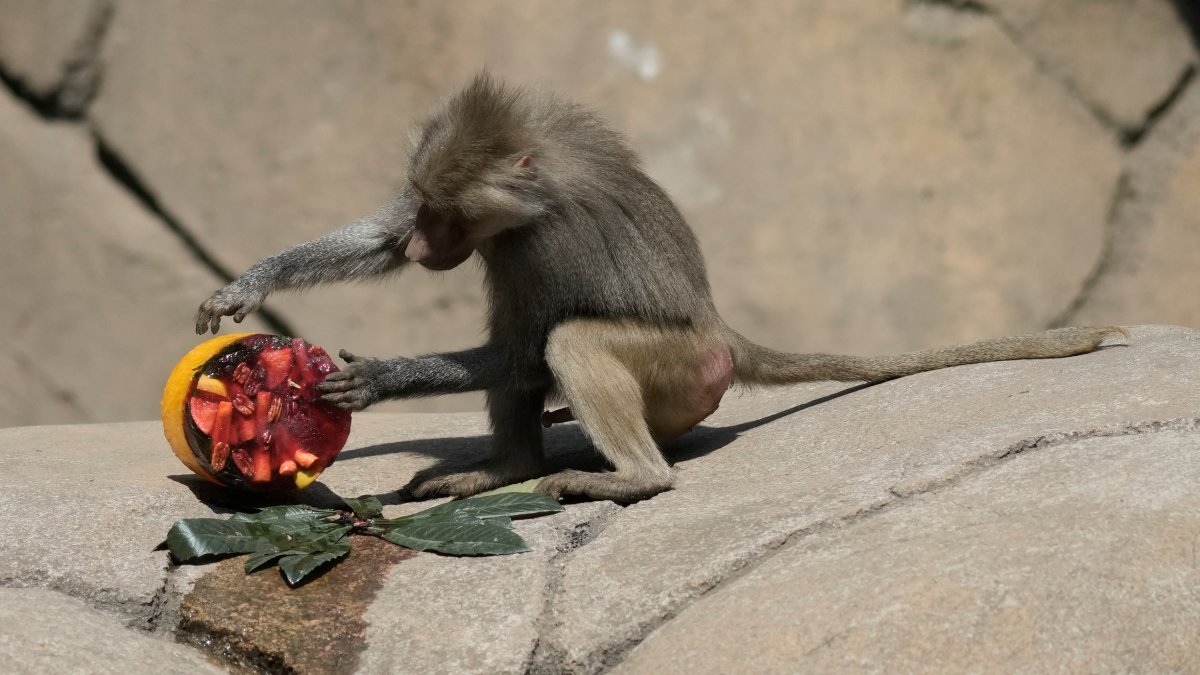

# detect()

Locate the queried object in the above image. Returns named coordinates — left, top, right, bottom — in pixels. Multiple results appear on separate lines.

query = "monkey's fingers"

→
left=338, top=349, right=360, bottom=363
left=320, top=391, right=366, bottom=410
left=316, top=373, right=353, bottom=393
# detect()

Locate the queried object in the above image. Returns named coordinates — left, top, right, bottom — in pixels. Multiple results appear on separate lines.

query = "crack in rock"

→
left=0, top=0, right=113, bottom=119
left=525, top=505, right=621, bottom=675
left=587, top=417, right=1200, bottom=673
left=92, top=132, right=298, bottom=337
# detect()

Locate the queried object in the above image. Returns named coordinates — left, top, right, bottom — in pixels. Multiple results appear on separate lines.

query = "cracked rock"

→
left=0, top=86, right=270, bottom=426
left=987, top=0, right=1196, bottom=133
left=619, top=429, right=1200, bottom=672
left=1071, top=83, right=1200, bottom=328
left=0, top=0, right=111, bottom=114
left=0, top=588, right=224, bottom=674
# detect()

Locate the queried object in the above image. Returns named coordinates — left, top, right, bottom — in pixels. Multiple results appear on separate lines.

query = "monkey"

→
left=196, top=73, right=1124, bottom=503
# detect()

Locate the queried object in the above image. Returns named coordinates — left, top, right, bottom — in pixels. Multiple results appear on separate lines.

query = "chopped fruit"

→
left=252, top=449, right=272, bottom=483
left=260, top=348, right=294, bottom=388
left=195, top=375, right=228, bottom=398
left=293, top=449, right=319, bottom=469
left=254, top=391, right=272, bottom=431
left=295, top=468, right=320, bottom=489
left=234, top=416, right=257, bottom=444
left=188, top=395, right=220, bottom=435
left=211, top=401, right=234, bottom=446
left=161, top=333, right=352, bottom=491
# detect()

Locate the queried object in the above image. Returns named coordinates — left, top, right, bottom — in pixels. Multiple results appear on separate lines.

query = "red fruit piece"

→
left=234, top=415, right=257, bottom=444
left=260, top=348, right=294, bottom=389
left=189, top=394, right=220, bottom=435
left=278, top=460, right=298, bottom=476
left=211, top=401, right=234, bottom=446
left=251, top=449, right=272, bottom=483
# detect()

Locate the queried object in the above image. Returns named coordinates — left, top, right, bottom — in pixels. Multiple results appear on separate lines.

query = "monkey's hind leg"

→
left=404, top=386, right=547, bottom=499
left=538, top=322, right=675, bottom=503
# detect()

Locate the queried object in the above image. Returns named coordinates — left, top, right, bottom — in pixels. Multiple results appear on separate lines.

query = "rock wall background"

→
left=1, top=0, right=1197, bottom=427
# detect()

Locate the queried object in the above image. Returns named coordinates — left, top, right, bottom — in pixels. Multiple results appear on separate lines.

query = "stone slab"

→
left=0, top=86, right=271, bottom=427
left=0, top=0, right=106, bottom=100
left=0, top=587, right=225, bottom=674
left=1074, top=82, right=1200, bottom=329
left=618, top=428, right=1200, bottom=673
left=538, top=325, right=1200, bottom=671
left=990, top=0, right=1196, bottom=131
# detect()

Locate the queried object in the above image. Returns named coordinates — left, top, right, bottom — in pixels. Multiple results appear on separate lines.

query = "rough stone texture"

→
left=1073, top=83, right=1200, bottom=328
left=0, top=588, right=225, bottom=674
left=0, top=87, right=271, bottom=426
left=537, top=325, right=1200, bottom=671
left=0, top=421, right=239, bottom=624
left=619, top=430, right=1200, bottom=673
left=0, top=0, right=107, bottom=102
left=989, top=0, right=1197, bottom=131
left=1, top=325, right=1198, bottom=672
left=85, top=1, right=1121, bottom=415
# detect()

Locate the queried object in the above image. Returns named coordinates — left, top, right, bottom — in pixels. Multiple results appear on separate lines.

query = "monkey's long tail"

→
left=724, top=326, right=1127, bottom=386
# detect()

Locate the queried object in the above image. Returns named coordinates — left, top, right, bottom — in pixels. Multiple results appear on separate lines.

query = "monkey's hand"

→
left=195, top=282, right=267, bottom=335
left=317, top=350, right=395, bottom=411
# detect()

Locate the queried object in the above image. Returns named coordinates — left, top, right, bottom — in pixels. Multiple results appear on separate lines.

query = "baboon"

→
left=196, top=73, right=1123, bottom=502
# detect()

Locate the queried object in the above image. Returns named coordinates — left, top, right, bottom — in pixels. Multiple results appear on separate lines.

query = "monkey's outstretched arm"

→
left=316, top=343, right=507, bottom=411
left=195, top=191, right=417, bottom=334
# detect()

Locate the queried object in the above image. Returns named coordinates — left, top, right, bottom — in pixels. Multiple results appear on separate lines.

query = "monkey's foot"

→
left=534, top=469, right=673, bottom=503
left=402, top=458, right=543, bottom=500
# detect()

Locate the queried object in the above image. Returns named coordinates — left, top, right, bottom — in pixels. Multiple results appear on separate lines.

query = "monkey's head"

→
left=404, top=73, right=548, bottom=271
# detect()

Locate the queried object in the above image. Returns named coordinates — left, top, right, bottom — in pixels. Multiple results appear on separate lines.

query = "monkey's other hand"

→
left=317, top=350, right=388, bottom=411
left=195, top=283, right=267, bottom=334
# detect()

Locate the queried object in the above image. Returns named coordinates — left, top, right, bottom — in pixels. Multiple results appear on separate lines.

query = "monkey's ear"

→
left=513, top=155, right=537, bottom=179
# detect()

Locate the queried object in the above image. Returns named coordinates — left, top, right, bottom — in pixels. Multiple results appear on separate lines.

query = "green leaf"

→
left=166, top=519, right=260, bottom=562
left=277, top=541, right=351, bottom=586
left=244, top=548, right=296, bottom=574
left=410, top=493, right=563, bottom=522
left=478, top=478, right=543, bottom=496
left=343, top=495, right=384, bottom=519
left=230, top=505, right=335, bottom=525
left=382, top=520, right=530, bottom=556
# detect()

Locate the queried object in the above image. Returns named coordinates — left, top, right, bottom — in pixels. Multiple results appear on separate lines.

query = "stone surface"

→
left=89, top=1, right=1118, bottom=401
left=537, top=325, right=1200, bottom=671
left=0, top=587, right=224, bottom=674
left=990, top=0, right=1196, bottom=131
left=0, top=0, right=107, bottom=102
left=0, top=325, right=1198, bottom=672
left=619, top=429, right=1200, bottom=673
left=0, top=87, right=271, bottom=426
left=1073, top=83, right=1200, bottom=328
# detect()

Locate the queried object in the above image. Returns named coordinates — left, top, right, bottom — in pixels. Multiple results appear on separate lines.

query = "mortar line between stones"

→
left=91, top=132, right=299, bottom=337
left=1046, top=172, right=1130, bottom=328
left=596, top=416, right=1200, bottom=672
